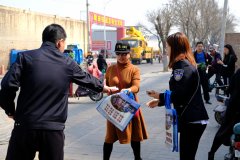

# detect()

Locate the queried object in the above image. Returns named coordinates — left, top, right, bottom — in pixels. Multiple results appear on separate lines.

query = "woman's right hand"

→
left=146, top=99, right=159, bottom=108
left=146, top=90, right=159, bottom=99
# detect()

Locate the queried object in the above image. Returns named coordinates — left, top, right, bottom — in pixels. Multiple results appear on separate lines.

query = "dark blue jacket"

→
left=0, top=42, right=103, bottom=130
left=159, top=60, right=209, bottom=123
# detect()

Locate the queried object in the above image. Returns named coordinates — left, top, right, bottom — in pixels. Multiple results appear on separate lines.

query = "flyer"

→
left=96, top=92, right=140, bottom=131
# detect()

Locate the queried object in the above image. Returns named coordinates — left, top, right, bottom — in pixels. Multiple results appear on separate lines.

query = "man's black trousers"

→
left=198, top=69, right=210, bottom=102
left=6, top=126, right=64, bottom=160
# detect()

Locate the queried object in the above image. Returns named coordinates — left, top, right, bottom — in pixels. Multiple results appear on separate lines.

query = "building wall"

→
left=0, top=5, right=87, bottom=68
left=225, top=33, right=240, bottom=69
left=92, top=30, right=117, bottom=56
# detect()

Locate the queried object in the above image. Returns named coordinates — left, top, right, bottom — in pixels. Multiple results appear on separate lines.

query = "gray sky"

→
left=0, top=0, right=240, bottom=31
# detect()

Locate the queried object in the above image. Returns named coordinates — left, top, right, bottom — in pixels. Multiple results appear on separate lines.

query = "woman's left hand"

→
left=146, top=99, right=159, bottom=108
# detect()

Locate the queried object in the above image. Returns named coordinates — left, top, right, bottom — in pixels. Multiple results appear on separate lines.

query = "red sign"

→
left=92, top=41, right=111, bottom=50
left=89, top=12, right=125, bottom=28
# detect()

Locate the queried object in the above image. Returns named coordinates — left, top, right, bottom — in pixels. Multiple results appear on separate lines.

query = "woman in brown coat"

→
left=103, top=41, right=148, bottom=160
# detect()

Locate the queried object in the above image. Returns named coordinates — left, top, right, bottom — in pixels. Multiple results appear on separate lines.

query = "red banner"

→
left=89, top=12, right=125, bottom=28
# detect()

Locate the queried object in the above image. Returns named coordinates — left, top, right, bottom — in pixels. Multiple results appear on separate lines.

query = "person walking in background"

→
left=97, top=53, right=108, bottom=74
left=103, top=41, right=148, bottom=160
left=146, top=32, right=209, bottom=160
left=0, top=24, right=111, bottom=160
left=194, top=41, right=212, bottom=104
left=208, top=68, right=240, bottom=160
left=217, top=44, right=237, bottom=86
left=207, top=46, right=223, bottom=86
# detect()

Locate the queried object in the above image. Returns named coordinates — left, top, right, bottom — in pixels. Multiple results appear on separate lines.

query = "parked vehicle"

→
left=73, top=61, right=103, bottom=102
left=214, top=85, right=229, bottom=125
left=224, top=123, right=240, bottom=160
left=209, top=76, right=226, bottom=93
left=121, top=27, right=153, bottom=64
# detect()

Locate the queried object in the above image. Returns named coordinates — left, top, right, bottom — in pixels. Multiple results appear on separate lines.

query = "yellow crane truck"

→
left=121, top=27, right=153, bottom=64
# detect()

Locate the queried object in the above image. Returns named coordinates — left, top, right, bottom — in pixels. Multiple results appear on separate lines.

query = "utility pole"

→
left=219, top=0, right=228, bottom=57
left=86, top=0, right=90, bottom=53
left=103, top=7, right=107, bottom=59
left=80, top=11, right=86, bottom=53
left=103, top=0, right=112, bottom=59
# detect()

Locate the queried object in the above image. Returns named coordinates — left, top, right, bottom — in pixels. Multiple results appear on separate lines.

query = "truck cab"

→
left=121, top=27, right=153, bottom=64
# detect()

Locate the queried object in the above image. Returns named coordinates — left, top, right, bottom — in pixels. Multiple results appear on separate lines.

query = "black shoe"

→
left=206, top=101, right=212, bottom=104
left=208, top=152, right=214, bottom=160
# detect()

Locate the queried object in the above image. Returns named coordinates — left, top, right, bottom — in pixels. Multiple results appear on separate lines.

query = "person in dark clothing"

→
left=207, top=46, right=223, bottom=86
left=146, top=32, right=209, bottom=160
left=194, top=42, right=212, bottom=104
left=0, top=24, right=112, bottom=160
left=208, top=68, right=240, bottom=160
left=97, top=54, right=108, bottom=73
left=217, top=44, right=237, bottom=85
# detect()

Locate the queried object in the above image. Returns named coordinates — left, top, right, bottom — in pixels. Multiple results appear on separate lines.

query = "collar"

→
left=41, top=41, right=58, bottom=50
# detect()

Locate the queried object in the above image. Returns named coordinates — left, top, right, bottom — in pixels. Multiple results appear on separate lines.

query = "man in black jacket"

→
left=194, top=42, right=212, bottom=104
left=0, top=24, right=111, bottom=160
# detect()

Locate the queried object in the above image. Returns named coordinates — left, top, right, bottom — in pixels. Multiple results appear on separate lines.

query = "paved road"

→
left=0, top=60, right=228, bottom=160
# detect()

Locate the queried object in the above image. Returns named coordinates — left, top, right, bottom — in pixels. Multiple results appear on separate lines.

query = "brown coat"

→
left=104, top=61, right=148, bottom=144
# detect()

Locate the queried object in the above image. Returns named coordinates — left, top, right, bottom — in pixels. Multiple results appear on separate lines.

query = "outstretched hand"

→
left=146, top=99, right=159, bottom=108
left=146, top=90, right=159, bottom=99
left=103, top=85, right=119, bottom=94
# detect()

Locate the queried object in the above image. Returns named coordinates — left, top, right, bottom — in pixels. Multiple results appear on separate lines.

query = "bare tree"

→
left=140, top=0, right=238, bottom=70
left=172, top=0, right=237, bottom=46
left=225, top=13, right=237, bottom=33
left=141, top=5, right=174, bottom=72
left=172, top=0, right=198, bottom=39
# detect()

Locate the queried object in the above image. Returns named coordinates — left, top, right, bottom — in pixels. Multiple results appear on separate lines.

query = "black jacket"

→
left=0, top=42, right=103, bottom=130
left=97, top=55, right=107, bottom=72
left=159, top=60, right=209, bottom=123
left=222, top=54, right=237, bottom=77
left=224, top=68, right=240, bottom=123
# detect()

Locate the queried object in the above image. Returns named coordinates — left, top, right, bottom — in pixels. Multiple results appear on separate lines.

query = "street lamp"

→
left=103, top=0, right=112, bottom=59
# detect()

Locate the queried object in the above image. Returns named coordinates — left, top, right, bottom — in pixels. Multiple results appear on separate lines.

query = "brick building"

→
left=225, top=33, right=240, bottom=69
